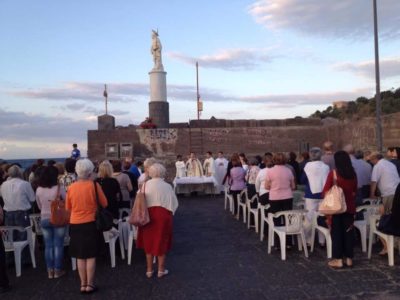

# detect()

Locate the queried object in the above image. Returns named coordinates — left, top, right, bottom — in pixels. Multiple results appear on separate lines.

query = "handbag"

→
left=50, top=184, right=70, bottom=227
left=319, top=170, right=347, bottom=215
left=129, top=183, right=150, bottom=226
left=94, top=181, right=114, bottom=231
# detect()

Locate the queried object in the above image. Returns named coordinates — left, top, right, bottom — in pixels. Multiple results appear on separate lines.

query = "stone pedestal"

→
left=149, top=69, right=169, bottom=128
left=98, top=114, right=115, bottom=131
left=149, top=102, right=169, bottom=128
left=149, top=70, right=167, bottom=102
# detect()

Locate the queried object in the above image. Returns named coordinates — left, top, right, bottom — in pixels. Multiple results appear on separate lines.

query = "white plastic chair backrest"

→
left=239, top=189, right=247, bottom=202
left=29, top=214, right=42, bottom=235
left=363, top=198, right=382, bottom=205
left=0, top=226, right=30, bottom=248
left=275, top=210, right=305, bottom=233
left=119, top=209, right=131, bottom=220
left=260, top=203, right=271, bottom=219
left=248, top=194, right=258, bottom=207
left=357, top=204, right=380, bottom=222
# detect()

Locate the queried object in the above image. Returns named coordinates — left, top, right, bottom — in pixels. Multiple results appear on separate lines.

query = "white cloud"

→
left=168, top=48, right=273, bottom=71
left=334, top=57, right=400, bottom=79
left=0, top=108, right=94, bottom=142
left=248, top=0, right=400, bottom=39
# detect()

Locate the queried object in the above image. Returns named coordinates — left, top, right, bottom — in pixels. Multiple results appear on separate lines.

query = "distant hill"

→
left=310, top=87, right=400, bottom=120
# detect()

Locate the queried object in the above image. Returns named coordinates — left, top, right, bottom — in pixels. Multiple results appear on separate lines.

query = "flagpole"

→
left=196, top=62, right=200, bottom=120
left=104, top=84, right=108, bottom=115
left=373, top=0, right=382, bottom=152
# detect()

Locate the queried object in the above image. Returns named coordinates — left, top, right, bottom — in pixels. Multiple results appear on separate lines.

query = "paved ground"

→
left=4, top=195, right=400, bottom=300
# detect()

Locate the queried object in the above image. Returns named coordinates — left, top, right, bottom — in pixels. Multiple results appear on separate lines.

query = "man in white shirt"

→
left=214, top=151, right=228, bottom=193
left=0, top=165, right=35, bottom=264
left=369, top=152, right=400, bottom=213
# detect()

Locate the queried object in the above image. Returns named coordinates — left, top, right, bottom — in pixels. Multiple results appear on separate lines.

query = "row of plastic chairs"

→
left=225, top=188, right=400, bottom=265
left=27, top=210, right=137, bottom=272
left=224, top=187, right=309, bottom=261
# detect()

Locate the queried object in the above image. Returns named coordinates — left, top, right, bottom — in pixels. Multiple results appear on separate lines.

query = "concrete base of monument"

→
left=149, top=101, right=169, bottom=128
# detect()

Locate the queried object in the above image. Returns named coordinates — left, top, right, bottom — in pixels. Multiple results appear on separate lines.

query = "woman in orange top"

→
left=66, top=159, right=107, bottom=294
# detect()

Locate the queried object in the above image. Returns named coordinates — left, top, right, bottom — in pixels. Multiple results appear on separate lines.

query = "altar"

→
left=173, top=176, right=218, bottom=195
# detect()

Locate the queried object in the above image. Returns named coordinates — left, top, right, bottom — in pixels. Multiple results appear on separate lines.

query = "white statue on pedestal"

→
left=151, top=30, right=163, bottom=71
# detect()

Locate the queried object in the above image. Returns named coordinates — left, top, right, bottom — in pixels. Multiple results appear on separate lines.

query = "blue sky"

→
left=1, top=0, right=400, bottom=159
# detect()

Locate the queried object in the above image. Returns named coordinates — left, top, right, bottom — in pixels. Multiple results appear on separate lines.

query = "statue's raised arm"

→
left=151, top=29, right=163, bottom=71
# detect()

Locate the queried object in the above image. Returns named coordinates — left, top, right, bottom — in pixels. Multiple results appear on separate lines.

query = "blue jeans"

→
left=41, top=219, right=66, bottom=270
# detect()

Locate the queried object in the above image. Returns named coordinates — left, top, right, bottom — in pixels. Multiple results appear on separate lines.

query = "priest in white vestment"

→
left=175, top=155, right=186, bottom=178
left=203, top=151, right=216, bottom=177
left=214, top=151, right=229, bottom=193
left=186, top=152, right=204, bottom=177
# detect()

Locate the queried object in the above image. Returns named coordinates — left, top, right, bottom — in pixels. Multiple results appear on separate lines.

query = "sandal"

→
left=80, top=285, right=87, bottom=294
left=158, top=269, right=169, bottom=278
left=328, top=259, right=343, bottom=269
left=85, top=285, right=98, bottom=294
left=146, top=271, right=154, bottom=278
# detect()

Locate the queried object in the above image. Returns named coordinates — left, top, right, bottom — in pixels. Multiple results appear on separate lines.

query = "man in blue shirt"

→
left=71, top=144, right=81, bottom=160
left=128, top=157, right=141, bottom=178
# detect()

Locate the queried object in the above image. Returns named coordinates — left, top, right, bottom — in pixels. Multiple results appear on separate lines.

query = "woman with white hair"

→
left=66, top=159, right=108, bottom=294
left=300, top=147, right=330, bottom=246
left=136, top=163, right=178, bottom=279
left=138, top=157, right=157, bottom=187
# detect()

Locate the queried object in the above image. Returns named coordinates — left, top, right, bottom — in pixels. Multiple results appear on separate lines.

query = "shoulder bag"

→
left=318, top=170, right=347, bottom=215
left=50, top=184, right=70, bottom=227
left=94, top=181, right=114, bottom=231
left=129, top=183, right=150, bottom=226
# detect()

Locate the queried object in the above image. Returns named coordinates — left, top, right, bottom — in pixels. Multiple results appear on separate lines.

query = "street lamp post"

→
left=373, top=0, right=383, bottom=152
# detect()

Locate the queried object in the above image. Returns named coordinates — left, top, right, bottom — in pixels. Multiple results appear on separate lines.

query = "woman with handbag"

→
left=36, top=166, right=67, bottom=279
left=66, top=159, right=108, bottom=294
left=136, top=163, right=178, bottom=279
left=322, top=150, right=357, bottom=268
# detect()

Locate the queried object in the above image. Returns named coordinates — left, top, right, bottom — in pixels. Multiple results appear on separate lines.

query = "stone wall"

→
left=88, top=112, right=400, bottom=180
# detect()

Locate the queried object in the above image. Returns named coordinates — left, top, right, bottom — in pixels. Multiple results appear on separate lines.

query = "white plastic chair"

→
left=354, top=204, right=381, bottom=253
left=363, top=198, right=382, bottom=205
left=310, top=212, right=332, bottom=258
left=127, top=222, right=138, bottom=265
left=0, top=226, right=37, bottom=277
left=29, top=214, right=42, bottom=249
left=236, top=189, right=247, bottom=223
left=368, top=215, right=400, bottom=266
left=119, top=208, right=131, bottom=220
left=247, top=194, right=259, bottom=232
left=224, top=186, right=235, bottom=214
left=259, top=203, right=271, bottom=241
left=267, top=210, right=309, bottom=260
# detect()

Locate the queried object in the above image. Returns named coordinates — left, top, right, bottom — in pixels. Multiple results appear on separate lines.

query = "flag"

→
left=103, top=89, right=108, bottom=98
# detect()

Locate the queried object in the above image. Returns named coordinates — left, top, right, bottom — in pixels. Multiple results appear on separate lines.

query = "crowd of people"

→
left=0, top=147, right=178, bottom=294
left=1, top=142, right=400, bottom=293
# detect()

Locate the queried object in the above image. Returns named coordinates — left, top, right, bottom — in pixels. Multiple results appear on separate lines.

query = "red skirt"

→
left=136, top=206, right=173, bottom=256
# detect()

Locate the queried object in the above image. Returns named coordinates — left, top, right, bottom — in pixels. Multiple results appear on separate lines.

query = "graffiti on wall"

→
left=137, top=129, right=178, bottom=155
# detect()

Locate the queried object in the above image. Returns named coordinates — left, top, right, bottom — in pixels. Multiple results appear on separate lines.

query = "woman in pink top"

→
left=36, top=166, right=67, bottom=279
left=265, top=153, right=296, bottom=247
